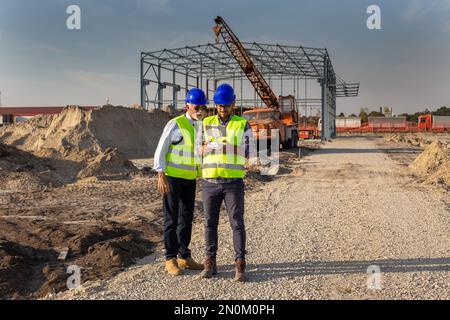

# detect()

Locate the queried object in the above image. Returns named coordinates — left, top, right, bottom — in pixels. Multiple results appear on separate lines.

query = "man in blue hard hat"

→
left=199, top=83, right=253, bottom=282
left=154, top=88, right=207, bottom=276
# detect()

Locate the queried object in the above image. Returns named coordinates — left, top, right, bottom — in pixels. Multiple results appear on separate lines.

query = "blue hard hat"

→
left=185, top=88, right=208, bottom=105
left=213, top=84, right=236, bottom=105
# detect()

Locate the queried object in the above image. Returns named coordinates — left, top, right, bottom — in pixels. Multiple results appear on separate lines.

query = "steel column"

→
left=157, top=64, right=163, bottom=109
left=140, top=54, right=144, bottom=109
left=172, top=69, right=176, bottom=108
left=321, top=57, right=328, bottom=140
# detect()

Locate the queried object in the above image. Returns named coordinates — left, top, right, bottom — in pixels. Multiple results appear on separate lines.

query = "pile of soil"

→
left=0, top=105, right=174, bottom=189
left=0, top=105, right=171, bottom=159
left=385, top=134, right=431, bottom=147
left=409, top=141, right=450, bottom=189
left=0, top=217, right=159, bottom=299
left=0, top=142, right=136, bottom=190
left=76, top=148, right=137, bottom=180
left=0, top=143, right=66, bottom=191
left=386, top=134, right=406, bottom=143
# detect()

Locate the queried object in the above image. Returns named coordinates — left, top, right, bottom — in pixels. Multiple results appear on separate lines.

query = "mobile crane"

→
left=213, top=16, right=299, bottom=149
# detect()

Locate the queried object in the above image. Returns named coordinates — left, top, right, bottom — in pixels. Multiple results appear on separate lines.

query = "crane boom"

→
left=213, top=16, right=279, bottom=109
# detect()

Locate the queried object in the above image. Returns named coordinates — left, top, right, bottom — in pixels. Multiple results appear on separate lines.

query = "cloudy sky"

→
left=0, top=0, right=449, bottom=115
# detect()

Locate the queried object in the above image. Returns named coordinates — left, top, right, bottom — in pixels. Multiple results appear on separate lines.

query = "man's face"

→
left=186, top=103, right=206, bottom=121
left=216, top=101, right=235, bottom=119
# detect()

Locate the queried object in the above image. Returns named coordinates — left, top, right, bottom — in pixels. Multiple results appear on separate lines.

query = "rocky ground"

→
left=51, top=136, right=450, bottom=300
left=0, top=173, right=161, bottom=299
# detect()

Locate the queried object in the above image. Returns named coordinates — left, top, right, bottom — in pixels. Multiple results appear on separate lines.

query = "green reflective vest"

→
left=165, top=115, right=200, bottom=180
left=202, top=115, right=247, bottom=179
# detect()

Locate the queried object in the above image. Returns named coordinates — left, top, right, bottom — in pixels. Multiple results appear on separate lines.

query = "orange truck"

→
left=418, top=114, right=450, bottom=132
left=242, top=95, right=299, bottom=149
left=298, top=125, right=320, bottom=140
left=298, top=117, right=320, bottom=140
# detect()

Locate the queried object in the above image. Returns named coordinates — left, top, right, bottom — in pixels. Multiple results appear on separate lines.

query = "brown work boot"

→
left=199, top=256, right=217, bottom=278
left=165, top=258, right=183, bottom=276
left=234, top=258, right=246, bottom=282
left=177, top=257, right=204, bottom=270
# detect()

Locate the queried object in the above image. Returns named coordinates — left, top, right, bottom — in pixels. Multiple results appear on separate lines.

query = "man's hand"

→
left=200, top=142, right=242, bottom=155
left=157, top=172, right=170, bottom=194
left=199, top=142, right=209, bottom=156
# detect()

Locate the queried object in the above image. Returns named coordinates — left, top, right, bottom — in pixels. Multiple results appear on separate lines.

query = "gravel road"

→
left=54, top=137, right=450, bottom=300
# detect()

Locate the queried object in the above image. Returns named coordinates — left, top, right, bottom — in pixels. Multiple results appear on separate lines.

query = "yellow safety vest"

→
left=165, top=115, right=200, bottom=180
left=202, top=115, right=247, bottom=178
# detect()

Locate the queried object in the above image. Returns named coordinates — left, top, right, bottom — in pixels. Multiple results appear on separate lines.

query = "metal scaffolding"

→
left=141, top=42, right=359, bottom=139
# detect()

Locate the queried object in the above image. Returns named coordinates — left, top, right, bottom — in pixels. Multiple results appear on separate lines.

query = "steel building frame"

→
left=141, top=42, right=358, bottom=139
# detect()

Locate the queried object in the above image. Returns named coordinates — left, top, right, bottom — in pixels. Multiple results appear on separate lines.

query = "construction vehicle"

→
left=417, top=114, right=450, bottom=132
left=242, top=95, right=299, bottom=149
left=213, top=16, right=299, bottom=149
left=299, top=125, right=320, bottom=140
left=297, top=117, right=321, bottom=139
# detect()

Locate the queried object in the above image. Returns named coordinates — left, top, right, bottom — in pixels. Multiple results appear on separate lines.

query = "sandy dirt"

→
left=0, top=173, right=162, bottom=299
left=0, top=106, right=175, bottom=191
left=0, top=105, right=172, bottom=160
left=51, top=136, right=449, bottom=300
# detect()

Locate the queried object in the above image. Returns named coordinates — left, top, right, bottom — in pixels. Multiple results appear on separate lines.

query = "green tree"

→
left=394, top=106, right=448, bottom=124
left=359, top=109, right=368, bottom=123
left=432, top=106, right=450, bottom=116
left=368, top=110, right=384, bottom=117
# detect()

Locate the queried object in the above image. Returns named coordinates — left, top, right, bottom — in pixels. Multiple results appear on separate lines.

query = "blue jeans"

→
left=202, top=178, right=246, bottom=260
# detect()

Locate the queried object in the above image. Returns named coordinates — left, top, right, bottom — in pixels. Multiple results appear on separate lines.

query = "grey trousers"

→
left=202, top=179, right=246, bottom=260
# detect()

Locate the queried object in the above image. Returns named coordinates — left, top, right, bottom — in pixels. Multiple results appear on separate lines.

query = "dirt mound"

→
left=410, top=141, right=449, bottom=173
left=0, top=142, right=135, bottom=190
left=77, top=148, right=137, bottom=180
left=385, top=133, right=434, bottom=147
left=0, top=217, right=159, bottom=299
left=385, top=134, right=417, bottom=146
left=429, top=165, right=450, bottom=190
left=0, top=105, right=171, bottom=159
left=409, top=141, right=450, bottom=189
left=0, top=105, right=174, bottom=188
left=0, top=143, right=66, bottom=191
left=386, top=134, right=402, bottom=142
